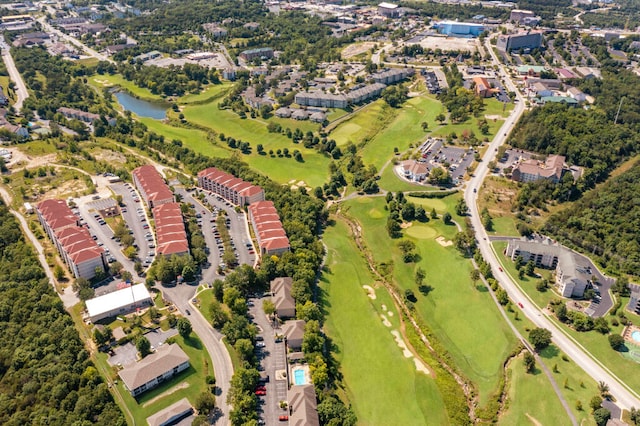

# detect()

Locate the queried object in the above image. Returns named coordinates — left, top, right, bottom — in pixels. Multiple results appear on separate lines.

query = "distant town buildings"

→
left=37, top=199, right=106, bottom=279
left=85, top=283, right=152, bottom=322
left=202, top=23, right=228, bottom=38
left=509, top=9, right=540, bottom=26
left=434, top=21, right=484, bottom=37
left=496, top=31, right=543, bottom=52
left=118, top=344, right=190, bottom=397
left=378, top=2, right=400, bottom=18
left=239, top=47, right=274, bottom=61
left=511, top=154, right=565, bottom=184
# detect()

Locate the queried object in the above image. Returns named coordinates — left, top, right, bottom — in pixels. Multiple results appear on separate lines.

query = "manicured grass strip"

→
left=90, top=74, right=163, bottom=101
left=321, top=219, right=447, bottom=425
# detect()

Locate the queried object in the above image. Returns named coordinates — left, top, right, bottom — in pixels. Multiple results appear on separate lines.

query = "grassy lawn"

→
left=178, top=83, right=232, bottom=104
left=16, top=140, right=59, bottom=156
left=343, top=196, right=518, bottom=406
left=90, top=74, right=163, bottom=101
left=499, top=353, right=573, bottom=425
left=359, top=95, right=442, bottom=171
left=180, top=103, right=331, bottom=187
left=328, top=100, right=388, bottom=147
left=321, top=218, right=447, bottom=425
left=377, top=163, right=434, bottom=193
left=113, top=334, right=214, bottom=425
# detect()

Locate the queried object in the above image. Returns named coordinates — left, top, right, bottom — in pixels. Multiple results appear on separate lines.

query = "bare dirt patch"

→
left=415, top=36, right=478, bottom=52
left=93, top=148, right=127, bottom=165
left=342, top=42, right=376, bottom=59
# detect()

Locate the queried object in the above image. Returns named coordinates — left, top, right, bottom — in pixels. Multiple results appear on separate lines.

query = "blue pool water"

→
left=293, top=369, right=307, bottom=385
left=632, top=331, right=640, bottom=342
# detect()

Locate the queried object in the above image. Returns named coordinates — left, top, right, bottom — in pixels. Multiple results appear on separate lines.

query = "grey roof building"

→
left=271, top=277, right=295, bottom=318
left=288, top=384, right=320, bottom=426
left=283, top=319, right=306, bottom=351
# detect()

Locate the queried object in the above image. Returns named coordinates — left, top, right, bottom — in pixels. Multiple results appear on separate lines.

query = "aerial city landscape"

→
left=2, top=0, right=640, bottom=424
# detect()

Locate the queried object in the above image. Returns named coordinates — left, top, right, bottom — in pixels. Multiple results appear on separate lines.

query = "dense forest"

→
left=0, top=204, right=125, bottom=425
left=544, top=162, right=640, bottom=276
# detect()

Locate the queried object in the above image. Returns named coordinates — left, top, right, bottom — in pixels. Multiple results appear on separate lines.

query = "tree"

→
left=263, top=299, right=276, bottom=316
left=470, top=269, right=481, bottom=285
left=593, top=408, right=611, bottom=426
left=590, top=395, right=603, bottom=412
left=523, top=351, right=536, bottom=373
left=415, top=205, right=427, bottom=222
left=194, top=391, right=216, bottom=415
left=443, top=212, right=452, bottom=224
left=455, top=199, right=468, bottom=216
left=597, top=381, right=610, bottom=399
left=177, top=318, right=192, bottom=338
left=436, top=113, right=446, bottom=124
left=529, top=327, right=552, bottom=351
left=53, top=264, right=65, bottom=281
left=136, top=336, right=151, bottom=358
left=608, top=334, right=625, bottom=351
left=235, top=338, right=254, bottom=364
left=431, top=208, right=438, bottom=219
left=421, top=121, right=428, bottom=131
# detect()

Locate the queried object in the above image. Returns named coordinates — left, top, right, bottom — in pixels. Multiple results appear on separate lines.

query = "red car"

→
left=279, top=416, right=288, bottom=421
left=498, top=267, right=503, bottom=272
left=518, top=302, right=524, bottom=309
left=255, top=385, right=266, bottom=392
left=255, top=389, right=266, bottom=396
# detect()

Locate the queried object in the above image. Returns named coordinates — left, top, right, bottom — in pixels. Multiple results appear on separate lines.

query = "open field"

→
left=343, top=196, right=518, bottom=406
left=321, top=219, right=447, bottom=425
left=90, top=74, right=163, bottom=101
left=328, top=100, right=389, bottom=147
left=499, top=353, right=573, bottom=425
left=360, top=95, right=442, bottom=171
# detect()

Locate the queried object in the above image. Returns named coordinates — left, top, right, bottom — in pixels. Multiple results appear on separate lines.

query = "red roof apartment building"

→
left=37, top=199, right=106, bottom=279
left=132, top=165, right=175, bottom=209
left=197, top=167, right=264, bottom=206
left=153, top=202, right=189, bottom=257
left=248, top=200, right=290, bottom=256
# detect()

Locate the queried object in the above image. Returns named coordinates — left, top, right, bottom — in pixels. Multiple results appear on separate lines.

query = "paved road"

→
left=37, top=17, right=114, bottom=63
left=0, top=35, right=29, bottom=111
left=466, top=40, right=640, bottom=412
left=162, top=283, right=233, bottom=425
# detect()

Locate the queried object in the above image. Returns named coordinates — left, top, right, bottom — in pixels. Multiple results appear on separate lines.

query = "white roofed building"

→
left=85, top=284, right=153, bottom=322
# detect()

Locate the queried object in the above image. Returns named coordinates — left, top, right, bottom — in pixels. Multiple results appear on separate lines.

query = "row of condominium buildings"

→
left=37, top=199, right=107, bottom=280
left=132, top=165, right=189, bottom=257
left=197, top=167, right=290, bottom=256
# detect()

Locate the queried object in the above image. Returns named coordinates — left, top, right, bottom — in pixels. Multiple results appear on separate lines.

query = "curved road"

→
left=1, top=35, right=29, bottom=111
left=465, top=39, right=640, bottom=412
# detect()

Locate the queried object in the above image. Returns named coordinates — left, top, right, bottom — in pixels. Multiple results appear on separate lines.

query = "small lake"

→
left=114, top=91, right=168, bottom=119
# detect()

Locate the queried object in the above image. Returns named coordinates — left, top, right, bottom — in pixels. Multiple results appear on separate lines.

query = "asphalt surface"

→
left=37, top=16, right=114, bottom=63
left=0, top=35, right=29, bottom=111
left=249, top=296, right=289, bottom=425
left=464, top=37, right=640, bottom=412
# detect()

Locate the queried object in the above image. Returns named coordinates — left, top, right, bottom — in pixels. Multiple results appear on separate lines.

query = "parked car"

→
left=279, top=416, right=288, bottom=421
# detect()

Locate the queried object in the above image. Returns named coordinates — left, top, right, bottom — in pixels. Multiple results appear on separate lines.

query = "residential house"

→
left=309, top=111, right=326, bottom=123
left=248, top=201, right=290, bottom=256
left=283, top=319, right=306, bottom=351
left=118, top=344, right=190, bottom=397
left=291, top=109, right=309, bottom=120
left=0, top=86, right=8, bottom=107
left=288, top=384, right=320, bottom=426
left=371, top=67, right=414, bottom=84
left=275, top=107, right=292, bottom=118
left=146, top=398, right=193, bottom=426
left=566, top=86, right=586, bottom=102
left=270, top=277, right=295, bottom=318
left=202, top=23, right=228, bottom=38
left=530, top=81, right=552, bottom=98
left=153, top=202, right=189, bottom=257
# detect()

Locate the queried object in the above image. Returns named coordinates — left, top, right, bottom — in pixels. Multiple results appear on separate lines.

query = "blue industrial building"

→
left=434, top=21, right=484, bottom=37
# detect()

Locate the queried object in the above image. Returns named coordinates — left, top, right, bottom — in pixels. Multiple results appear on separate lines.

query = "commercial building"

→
left=506, top=239, right=591, bottom=298
left=511, top=154, right=565, bottom=184
left=496, top=31, right=543, bottom=52
left=401, top=160, right=429, bottom=182
left=288, top=384, right=320, bottom=426
left=197, top=167, right=265, bottom=206
left=248, top=201, right=290, bottom=256
left=85, top=283, right=153, bottom=322
left=378, top=2, right=400, bottom=18
left=239, top=47, right=274, bottom=61
left=132, top=165, right=175, bottom=209
left=153, top=202, right=189, bottom=257
left=270, top=277, right=295, bottom=318
left=118, top=344, right=190, bottom=397
left=509, top=9, right=540, bottom=25
left=434, top=21, right=484, bottom=37
left=37, top=199, right=106, bottom=280
left=472, top=76, right=495, bottom=97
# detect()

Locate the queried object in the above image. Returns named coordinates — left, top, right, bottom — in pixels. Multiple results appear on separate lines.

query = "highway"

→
left=37, top=17, right=114, bottom=63
left=0, top=35, right=29, bottom=111
left=463, top=40, right=640, bottom=412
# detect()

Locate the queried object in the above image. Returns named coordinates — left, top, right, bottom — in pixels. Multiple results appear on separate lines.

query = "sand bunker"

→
left=436, top=236, right=453, bottom=247
left=381, top=314, right=392, bottom=327
left=363, top=285, right=376, bottom=299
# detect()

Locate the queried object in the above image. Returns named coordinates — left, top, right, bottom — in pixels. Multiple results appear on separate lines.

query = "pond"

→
left=114, top=91, right=168, bottom=119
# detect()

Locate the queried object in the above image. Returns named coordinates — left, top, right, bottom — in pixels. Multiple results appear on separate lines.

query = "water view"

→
left=114, top=91, right=168, bottom=119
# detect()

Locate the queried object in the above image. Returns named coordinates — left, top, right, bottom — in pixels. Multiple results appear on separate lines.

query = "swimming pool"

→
left=632, top=330, right=640, bottom=342
left=293, top=369, right=307, bottom=386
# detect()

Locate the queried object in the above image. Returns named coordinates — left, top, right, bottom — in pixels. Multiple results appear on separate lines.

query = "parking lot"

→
left=421, top=138, right=475, bottom=184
